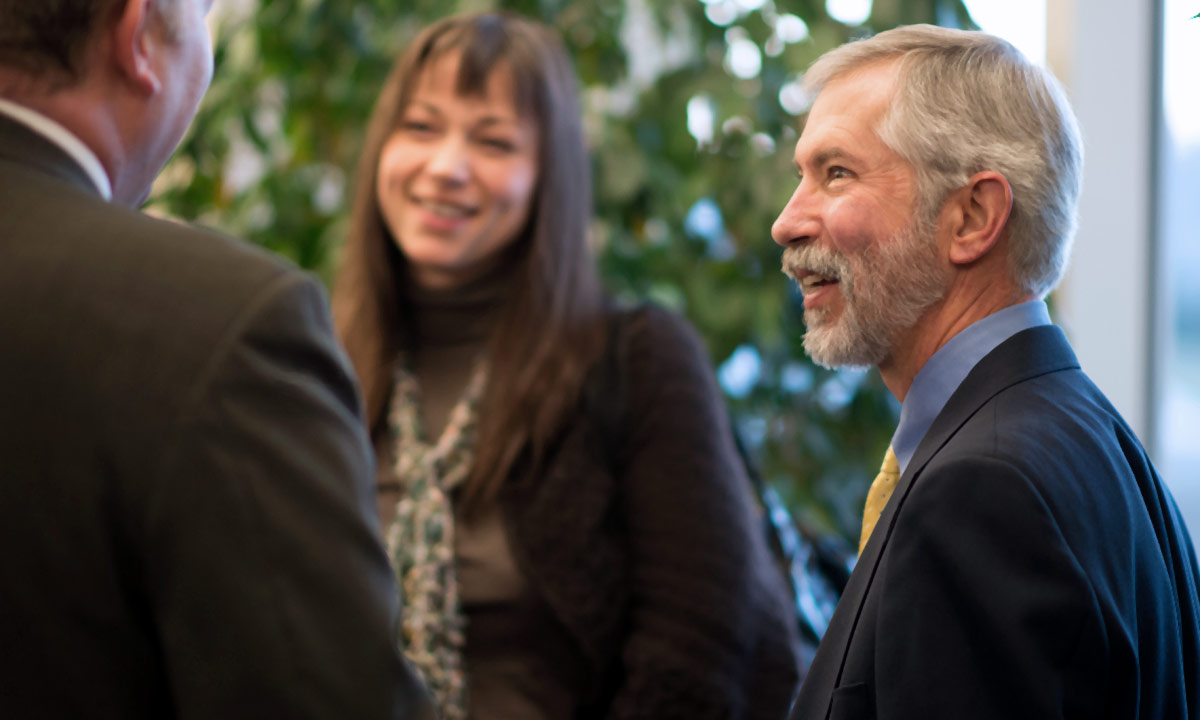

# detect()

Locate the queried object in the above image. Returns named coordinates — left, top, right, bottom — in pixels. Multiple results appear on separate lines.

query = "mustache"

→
left=781, top=245, right=853, bottom=281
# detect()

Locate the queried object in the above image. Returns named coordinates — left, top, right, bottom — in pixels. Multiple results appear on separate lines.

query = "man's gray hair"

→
left=804, top=24, right=1083, bottom=299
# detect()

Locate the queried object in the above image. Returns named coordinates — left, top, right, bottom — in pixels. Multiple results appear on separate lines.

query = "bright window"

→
left=1158, top=1, right=1200, bottom=528
left=963, top=0, right=1046, bottom=64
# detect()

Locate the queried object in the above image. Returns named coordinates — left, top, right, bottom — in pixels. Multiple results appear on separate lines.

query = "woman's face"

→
left=376, top=50, right=540, bottom=289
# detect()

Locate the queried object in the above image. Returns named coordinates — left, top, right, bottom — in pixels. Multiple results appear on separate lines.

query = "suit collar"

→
left=0, top=110, right=103, bottom=199
left=903, top=324, right=1080, bottom=482
left=892, top=301, right=1052, bottom=474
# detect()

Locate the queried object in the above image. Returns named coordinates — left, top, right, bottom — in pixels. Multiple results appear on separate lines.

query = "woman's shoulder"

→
left=607, top=301, right=709, bottom=366
left=599, top=301, right=724, bottom=421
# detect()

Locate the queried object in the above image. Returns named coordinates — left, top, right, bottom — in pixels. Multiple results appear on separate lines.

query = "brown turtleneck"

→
left=385, top=264, right=578, bottom=720
left=404, top=267, right=502, bottom=440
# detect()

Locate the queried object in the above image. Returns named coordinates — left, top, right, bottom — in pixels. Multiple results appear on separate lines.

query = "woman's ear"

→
left=110, top=0, right=162, bottom=95
left=946, top=170, right=1013, bottom=266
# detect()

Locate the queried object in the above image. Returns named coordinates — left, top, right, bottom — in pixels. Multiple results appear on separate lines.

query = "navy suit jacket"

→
left=791, top=325, right=1200, bottom=719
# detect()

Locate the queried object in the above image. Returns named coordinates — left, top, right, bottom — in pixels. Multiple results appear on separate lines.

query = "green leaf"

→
left=159, top=0, right=971, bottom=546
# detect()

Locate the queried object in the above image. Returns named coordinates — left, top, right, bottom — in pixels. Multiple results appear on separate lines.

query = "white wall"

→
left=1048, top=0, right=1157, bottom=445
left=1044, top=0, right=1200, bottom=533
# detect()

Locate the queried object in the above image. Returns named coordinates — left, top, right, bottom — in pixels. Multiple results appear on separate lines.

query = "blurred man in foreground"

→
left=0, top=1, right=430, bottom=716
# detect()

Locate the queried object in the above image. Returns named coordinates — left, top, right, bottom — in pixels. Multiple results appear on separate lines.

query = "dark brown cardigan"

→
left=498, top=304, right=802, bottom=719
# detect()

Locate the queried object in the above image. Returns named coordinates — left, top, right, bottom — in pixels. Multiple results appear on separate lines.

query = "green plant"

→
left=152, top=0, right=974, bottom=543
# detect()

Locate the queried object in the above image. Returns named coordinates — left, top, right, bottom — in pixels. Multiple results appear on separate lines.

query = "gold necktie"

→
left=859, top=445, right=900, bottom=555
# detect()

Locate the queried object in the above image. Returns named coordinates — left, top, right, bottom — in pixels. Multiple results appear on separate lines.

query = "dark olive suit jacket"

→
left=0, top=112, right=431, bottom=719
left=791, top=325, right=1200, bottom=719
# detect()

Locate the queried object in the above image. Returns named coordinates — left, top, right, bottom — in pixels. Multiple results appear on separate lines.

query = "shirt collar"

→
left=0, top=98, right=113, bottom=201
left=891, top=300, right=1052, bottom=473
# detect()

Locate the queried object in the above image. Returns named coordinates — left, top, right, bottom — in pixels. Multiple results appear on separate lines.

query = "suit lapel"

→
left=867, top=325, right=1080, bottom=560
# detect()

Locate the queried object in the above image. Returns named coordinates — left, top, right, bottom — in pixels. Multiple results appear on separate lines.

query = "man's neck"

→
left=880, top=280, right=1033, bottom=402
left=0, top=59, right=138, bottom=204
left=0, top=95, right=114, bottom=201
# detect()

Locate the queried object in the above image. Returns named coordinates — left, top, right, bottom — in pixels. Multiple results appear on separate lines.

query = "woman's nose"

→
left=426, top=135, right=470, bottom=184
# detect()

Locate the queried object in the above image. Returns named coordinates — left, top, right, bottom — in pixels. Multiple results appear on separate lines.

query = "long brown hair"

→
left=332, top=11, right=607, bottom=510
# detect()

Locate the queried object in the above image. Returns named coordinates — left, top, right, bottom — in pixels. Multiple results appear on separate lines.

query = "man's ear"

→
left=111, top=0, right=161, bottom=95
left=945, top=170, right=1013, bottom=266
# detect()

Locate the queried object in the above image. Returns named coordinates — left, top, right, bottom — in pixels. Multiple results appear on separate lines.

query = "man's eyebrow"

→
left=796, top=147, right=857, bottom=173
left=816, top=148, right=856, bottom=166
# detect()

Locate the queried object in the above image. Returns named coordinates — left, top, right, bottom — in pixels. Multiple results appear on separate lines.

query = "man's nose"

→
left=771, top=182, right=819, bottom=248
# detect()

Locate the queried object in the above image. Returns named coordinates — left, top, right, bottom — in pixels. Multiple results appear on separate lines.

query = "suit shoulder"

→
left=77, top=197, right=314, bottom=328
left=1, top=190, right=328, bottom=426
left=105, top=201, right=299, bottom=294
left=927, top=368, right=1159, bottom=551
left=979, top=368, right=1136, bottom=462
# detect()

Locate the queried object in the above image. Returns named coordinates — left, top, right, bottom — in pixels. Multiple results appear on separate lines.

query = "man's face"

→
left=122, top=0, right=214, bottom=205
left=772, top=61, right=948, bottom=368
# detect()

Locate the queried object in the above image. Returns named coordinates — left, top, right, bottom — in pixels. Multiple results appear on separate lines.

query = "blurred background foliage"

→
left=151, top=0, right=974, bottom=545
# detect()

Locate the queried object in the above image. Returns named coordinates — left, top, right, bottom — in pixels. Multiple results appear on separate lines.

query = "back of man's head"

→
left=0, top=1, right=128, bottom=87
left=804, top=24, right=1083, bottom=300
left=0, top=0, right=212, bottom=207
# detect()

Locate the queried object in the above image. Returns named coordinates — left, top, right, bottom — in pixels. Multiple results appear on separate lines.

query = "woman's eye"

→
left=479, top=137, right=516, bottom=152
left=400, top=119, right=434, bottom=134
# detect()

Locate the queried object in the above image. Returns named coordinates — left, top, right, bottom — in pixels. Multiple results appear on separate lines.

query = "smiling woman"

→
left=330, top=10, right=802, bottom=720
left=375, top=50, right=539, bottom=289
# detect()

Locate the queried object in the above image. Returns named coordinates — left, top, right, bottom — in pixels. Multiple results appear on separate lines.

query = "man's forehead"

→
left=806, top=60, right=901, bottom=121
left=792, top=64, right=899, bottom=161
left=791, top=108, right=878, bottom=166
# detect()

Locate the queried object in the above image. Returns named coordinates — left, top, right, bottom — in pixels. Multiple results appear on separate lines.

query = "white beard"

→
left=781, top=216, right=947, bottom=369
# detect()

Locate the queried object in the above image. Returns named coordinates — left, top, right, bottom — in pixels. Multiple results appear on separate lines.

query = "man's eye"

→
left=829, top=166, right=851, bottom=180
